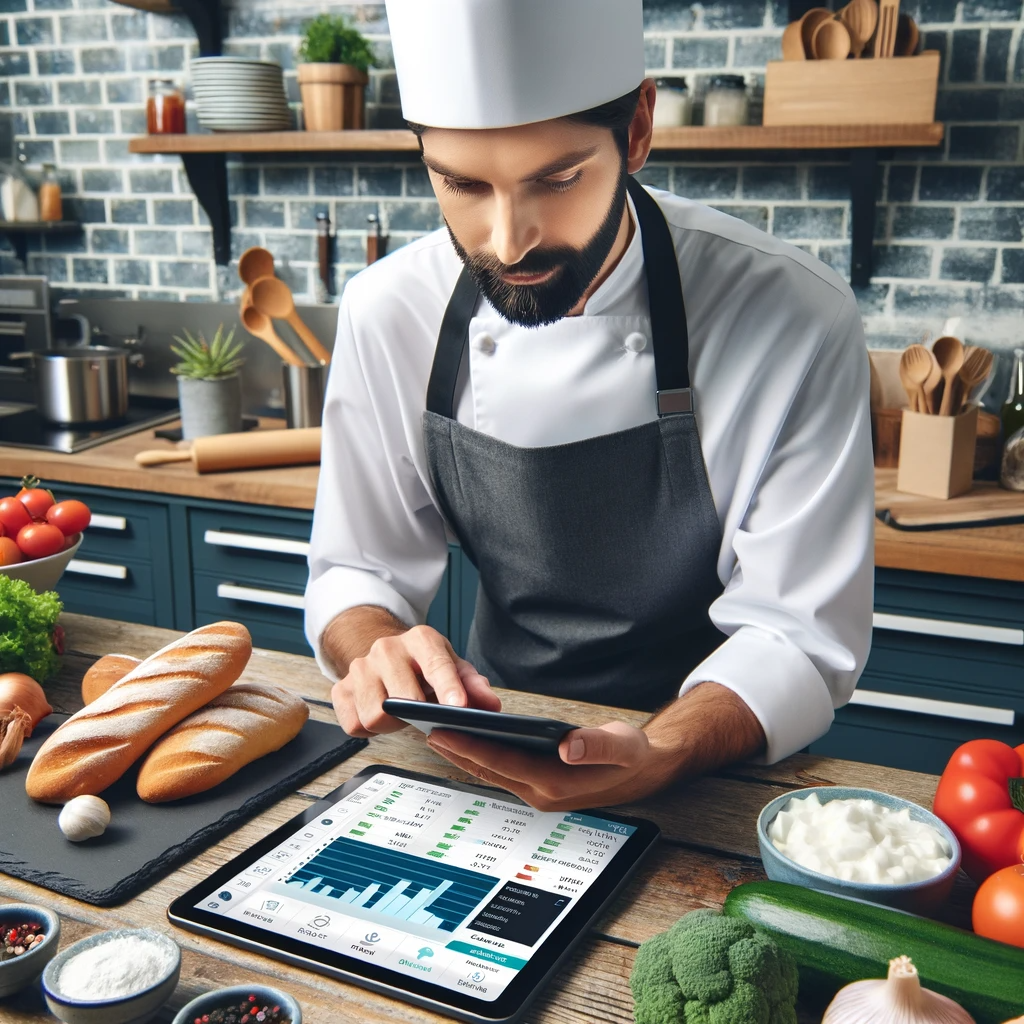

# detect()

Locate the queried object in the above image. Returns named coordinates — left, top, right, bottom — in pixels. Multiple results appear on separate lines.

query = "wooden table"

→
left=0, top=615, right=977, bottom=1023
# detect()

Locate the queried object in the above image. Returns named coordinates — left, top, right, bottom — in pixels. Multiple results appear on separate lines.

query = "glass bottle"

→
left=146, top=79, right=186, bottom=135
left=38, top=163, right=62, bottom=222
left=653, top=77, right=692, bottom=127
left=1001, top=348, right=1024, bottom=440
left=703, top=74, right=749, bottom=127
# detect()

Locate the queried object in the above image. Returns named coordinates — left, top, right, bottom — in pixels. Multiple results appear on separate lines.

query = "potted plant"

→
left=297, top=13, right=376, bottom=131
left=170, top=325, right=245, bottom=440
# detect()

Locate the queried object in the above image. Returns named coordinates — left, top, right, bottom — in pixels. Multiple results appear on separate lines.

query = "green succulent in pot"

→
left=296, top=14, right=375, bottom=132
left=170, top=325, right=245, bottom=440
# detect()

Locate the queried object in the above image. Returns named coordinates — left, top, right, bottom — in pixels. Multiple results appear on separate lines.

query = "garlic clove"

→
left=823, top=956, right=975, bottom=1024
left=58, top=794, right=111, bottom=842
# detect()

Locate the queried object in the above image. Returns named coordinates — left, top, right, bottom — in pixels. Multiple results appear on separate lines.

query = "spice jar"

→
left=703, top=74, right=749, bottom=127
left=38, top=163, right=62, bottom=223
left=146, top=79, right=186, bottom=135
left=653, top=77, right=691, bottom=127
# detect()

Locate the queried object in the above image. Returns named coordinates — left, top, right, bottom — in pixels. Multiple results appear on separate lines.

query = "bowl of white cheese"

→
left=757, top=786, right=961, bottom=912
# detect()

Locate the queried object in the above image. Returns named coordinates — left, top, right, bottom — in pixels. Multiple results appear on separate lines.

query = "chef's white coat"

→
left=305, top=186, right=875, bottom=764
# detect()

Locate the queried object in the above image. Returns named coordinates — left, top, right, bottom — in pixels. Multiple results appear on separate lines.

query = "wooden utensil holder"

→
left=763, top=51, right=939, bottom=126
left=897, top=405, right=978, bottom=500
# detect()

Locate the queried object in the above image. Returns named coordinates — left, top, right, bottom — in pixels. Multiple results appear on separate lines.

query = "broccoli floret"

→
left=629, top=909, right=798, bottom=1024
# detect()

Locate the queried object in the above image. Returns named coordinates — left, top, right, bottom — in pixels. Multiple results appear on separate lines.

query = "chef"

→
left=306, top=0, right=874, bottom=811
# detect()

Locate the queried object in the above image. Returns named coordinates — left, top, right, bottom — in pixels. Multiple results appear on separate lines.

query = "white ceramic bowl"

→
left=0, top=904, right=61, bottom=998
left=0, top=534, right=81, bottom=593
left=42, top=928, right=180, bottom=1024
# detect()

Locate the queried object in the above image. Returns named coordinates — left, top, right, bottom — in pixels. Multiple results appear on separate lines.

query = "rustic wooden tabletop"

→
left=0, top=614, right=976, bottom=1023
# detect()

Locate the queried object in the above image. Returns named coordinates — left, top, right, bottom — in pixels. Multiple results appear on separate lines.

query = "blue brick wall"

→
left=0, top=0, right=1022, bottom=389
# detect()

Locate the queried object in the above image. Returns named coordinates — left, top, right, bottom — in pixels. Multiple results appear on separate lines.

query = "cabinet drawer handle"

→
left=204, top=529, right=310, bottom=557
left=873, top=612, right=1024, bottom=646
left=89, top=514, right=128, bottom=531
left=849, top=688, right=1015, bottom=726
left=216, top=583, right=305, bottom=610
left=66, top=559, right=128, bottom=581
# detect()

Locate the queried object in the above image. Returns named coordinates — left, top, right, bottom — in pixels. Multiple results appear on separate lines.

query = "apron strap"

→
left=426, top=177, right=692, bottom=420
left=624, top=176, right=692, bottom=413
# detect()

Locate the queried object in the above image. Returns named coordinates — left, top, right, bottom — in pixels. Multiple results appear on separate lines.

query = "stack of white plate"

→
left=191, top=57, right=292, bottom=132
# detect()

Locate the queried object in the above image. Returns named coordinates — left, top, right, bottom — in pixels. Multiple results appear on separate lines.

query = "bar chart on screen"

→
left=282, top=836, right=500, bottom=934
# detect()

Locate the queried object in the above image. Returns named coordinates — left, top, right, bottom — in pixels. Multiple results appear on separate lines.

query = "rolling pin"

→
left=135, top=427, right=320, bottom=473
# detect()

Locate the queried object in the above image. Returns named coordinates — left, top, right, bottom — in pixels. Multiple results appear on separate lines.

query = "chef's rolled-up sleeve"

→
left=304, top=284, right=449, bottom=681
left=680, top=294, right=875, bottom=764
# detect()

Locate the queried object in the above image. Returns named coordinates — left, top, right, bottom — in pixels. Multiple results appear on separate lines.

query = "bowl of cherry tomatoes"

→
left=0, top=477, right=92, bottom=593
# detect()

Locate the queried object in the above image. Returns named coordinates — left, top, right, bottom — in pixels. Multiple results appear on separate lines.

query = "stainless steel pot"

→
left=13, top=345, right=142, bottom=424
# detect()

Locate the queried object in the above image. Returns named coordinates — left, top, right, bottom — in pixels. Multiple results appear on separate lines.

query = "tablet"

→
left=169, top=765, right=659, bottom=1023
left=382, top=698, right=579, bottom=754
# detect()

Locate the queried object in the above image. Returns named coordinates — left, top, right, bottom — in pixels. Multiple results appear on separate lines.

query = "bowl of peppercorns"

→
left=0, top=903, right=60, bottom=997
left=171, top=984, right=301, bottom=1024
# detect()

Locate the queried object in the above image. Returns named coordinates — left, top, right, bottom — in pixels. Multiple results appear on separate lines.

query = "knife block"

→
left=897, top=406, right=978, bottom=500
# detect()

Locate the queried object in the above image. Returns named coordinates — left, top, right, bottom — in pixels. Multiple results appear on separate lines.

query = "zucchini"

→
left=723, top=880, right=1024, bottom=1024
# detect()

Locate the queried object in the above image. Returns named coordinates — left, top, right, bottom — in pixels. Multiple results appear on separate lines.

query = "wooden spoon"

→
left=812, top=18, right=852, bottom=60
left=782, top=21, right=806, bottom=60
left=840, top=0, right=878, bottom=58
left=895, top=12, right=919, bottom=55
left=241, top=299, right=306, bottom=368
left=932, top=335, right=965, bottom=416
left=250, top=276, right=332, bottom=365
left=800, top=8, right=834, bottom=57
left=899, top=345, right=933, bottom=413
left=958, top=346, right=993, bottom=412
left=922, top=350, right=942, bottom=413
left=237, top=246, right=275, bottom=307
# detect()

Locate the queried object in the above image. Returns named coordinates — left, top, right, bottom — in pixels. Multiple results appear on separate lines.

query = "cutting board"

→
left=876, top=468, right=1024, bottom=529
left=0, top=714, right=365, bottom=906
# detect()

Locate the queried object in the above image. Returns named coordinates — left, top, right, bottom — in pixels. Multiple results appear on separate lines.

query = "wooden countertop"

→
left=3, top=424, right=1024, bottom=582
left=0, top=614, right=974, bottom=1024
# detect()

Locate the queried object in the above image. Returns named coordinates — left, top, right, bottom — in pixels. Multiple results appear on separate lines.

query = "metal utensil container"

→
left=282, top=363, right=327, bottom=428
left=27, top=346, right=134, bottom=424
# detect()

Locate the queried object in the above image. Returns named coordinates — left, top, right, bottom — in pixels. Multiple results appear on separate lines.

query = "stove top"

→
left=0, top=397, right=180, bottom=453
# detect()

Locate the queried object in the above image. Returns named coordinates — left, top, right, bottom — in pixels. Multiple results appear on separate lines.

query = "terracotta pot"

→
left=297, top=63, right=368, bottom=131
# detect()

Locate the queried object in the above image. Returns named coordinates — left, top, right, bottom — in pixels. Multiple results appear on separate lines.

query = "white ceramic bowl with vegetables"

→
left=757, top=786, right=961, bottom=913
left=41, top=928, right=180, bottom=1024
left=0, top=534, right=82, bottom=592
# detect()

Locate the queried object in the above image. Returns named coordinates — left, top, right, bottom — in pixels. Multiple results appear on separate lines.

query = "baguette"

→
left=26, top=622, right=252, bottom=803
left=136, top=683, right=308, bottom=803
left=82, top=653, right=141, bottom=705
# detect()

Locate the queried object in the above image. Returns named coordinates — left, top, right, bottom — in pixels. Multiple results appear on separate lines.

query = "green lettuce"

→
left=0, top=574, right=63, bottom=682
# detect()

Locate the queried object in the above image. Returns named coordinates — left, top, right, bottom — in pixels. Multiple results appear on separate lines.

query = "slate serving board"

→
left=0, top=713, right=366, bottom=906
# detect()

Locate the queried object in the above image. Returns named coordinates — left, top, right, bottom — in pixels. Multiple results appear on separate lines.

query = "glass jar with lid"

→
left=653, top=77, right=691, bottom=127
left=703, top=74, right=749, bottom=127
left=146, top=79, right=186, bottom=135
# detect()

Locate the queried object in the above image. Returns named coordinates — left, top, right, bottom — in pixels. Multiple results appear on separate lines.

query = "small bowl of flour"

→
left=42, top=928, right=180, bottom=1024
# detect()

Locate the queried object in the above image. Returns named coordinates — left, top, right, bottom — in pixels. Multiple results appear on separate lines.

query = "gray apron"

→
left=422, top=177, right=724, bottom=712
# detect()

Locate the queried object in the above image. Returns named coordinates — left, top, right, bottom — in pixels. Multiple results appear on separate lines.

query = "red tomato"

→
left=0, top=537, right=22, bottom=565
left=0, top=520, right=4, bottom=538
left=46, top=500, right=91, bottom=537
left=16, top=522, right=65, bottom=560
left=973, top=863, right=1024, bottom=947
left=0, top=497, right=32, bottom=536
left=18, top=487, right=54, bottom=519
left=62, top=532, right=80, bottom=550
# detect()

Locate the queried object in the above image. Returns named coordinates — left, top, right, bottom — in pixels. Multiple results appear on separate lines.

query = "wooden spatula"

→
left=876, top=0, right=900, bottom=57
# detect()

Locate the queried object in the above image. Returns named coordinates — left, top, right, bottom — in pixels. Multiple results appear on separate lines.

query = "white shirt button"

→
left=471, top=332, right=496, bottom=355
left=624, top=332, right=647, bottom=353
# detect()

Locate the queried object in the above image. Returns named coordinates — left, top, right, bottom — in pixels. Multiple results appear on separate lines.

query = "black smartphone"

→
left=381, top=699, right=579, bottom=754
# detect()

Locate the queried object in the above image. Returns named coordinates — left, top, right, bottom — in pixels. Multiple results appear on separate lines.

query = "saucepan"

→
left=11, top=339, right=144, bottom=425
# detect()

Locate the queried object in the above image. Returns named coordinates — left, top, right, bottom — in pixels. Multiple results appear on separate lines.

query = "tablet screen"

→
left=196, top=770, right=636, bottom=1002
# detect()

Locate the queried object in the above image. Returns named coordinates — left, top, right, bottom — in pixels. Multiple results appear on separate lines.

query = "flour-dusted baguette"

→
left=26, top=622, right=252, bottom=803
left=136, top=683, right=308, bottom=803
left=81, top=653, right=141, bottom=705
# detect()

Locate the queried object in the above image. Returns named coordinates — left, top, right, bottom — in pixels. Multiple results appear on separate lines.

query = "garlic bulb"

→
left=823, top=956, right=975, bottom=1024
left=58, top=794, right=111, bottom=842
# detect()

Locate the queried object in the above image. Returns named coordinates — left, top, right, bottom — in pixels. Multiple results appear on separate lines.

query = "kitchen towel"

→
left=0, top=715, right=366, bottom=906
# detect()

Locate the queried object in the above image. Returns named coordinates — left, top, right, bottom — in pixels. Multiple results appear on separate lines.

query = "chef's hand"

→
left=330, top=621, right=501, bottom=739
left=425, top=682, right=766, bottom=811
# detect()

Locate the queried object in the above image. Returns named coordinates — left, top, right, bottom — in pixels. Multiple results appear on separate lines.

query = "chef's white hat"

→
left=385, top=0, right=645, bottom=130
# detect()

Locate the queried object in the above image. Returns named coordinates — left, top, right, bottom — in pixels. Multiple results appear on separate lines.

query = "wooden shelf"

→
left=129, top=123, right=944, bottom=156
left=0, top=220, right=82, bottom=267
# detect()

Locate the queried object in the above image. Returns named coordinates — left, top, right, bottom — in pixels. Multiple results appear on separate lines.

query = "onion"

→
left=0, top=672, right=52, bottom=736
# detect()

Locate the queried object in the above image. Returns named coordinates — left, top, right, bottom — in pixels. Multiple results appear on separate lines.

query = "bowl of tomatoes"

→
left=0, top=477, right=92, bottom=593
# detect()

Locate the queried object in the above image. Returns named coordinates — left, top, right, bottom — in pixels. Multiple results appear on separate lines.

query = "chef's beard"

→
left=446, top=163, right=629, bottom=328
